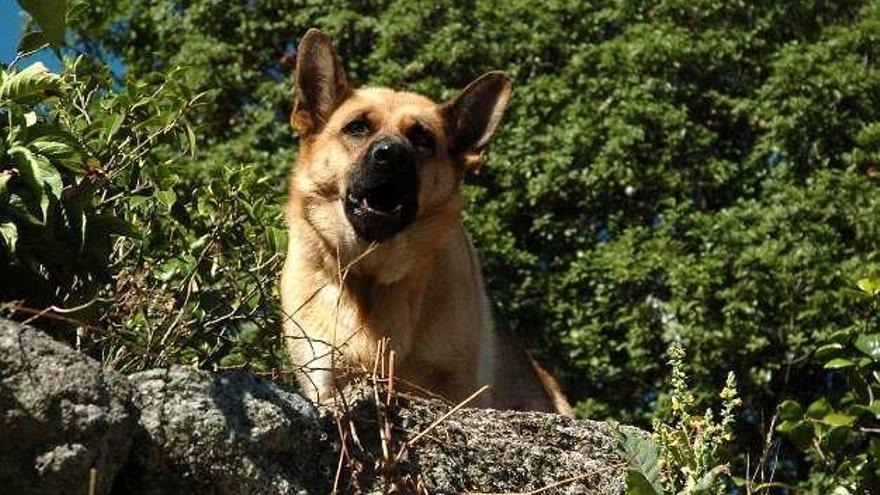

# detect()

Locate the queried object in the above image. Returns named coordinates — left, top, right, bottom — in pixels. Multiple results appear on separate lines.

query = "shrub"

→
left=1, top=3, right=287, bottom=373
left=771, top=274, right=880, bottom=493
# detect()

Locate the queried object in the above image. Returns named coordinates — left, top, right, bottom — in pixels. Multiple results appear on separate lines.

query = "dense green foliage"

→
left=773, top=276, right=880, bottom=493
left=3, top=0, right=880, bottom=491
left=1, top=2, right=286, bottom=373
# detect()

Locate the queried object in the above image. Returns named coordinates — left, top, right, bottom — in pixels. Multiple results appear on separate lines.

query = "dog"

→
left=280, top=28, right=571, bottom=415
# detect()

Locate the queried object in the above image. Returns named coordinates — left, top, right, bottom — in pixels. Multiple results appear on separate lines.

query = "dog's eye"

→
left=342, top=118, right=371, bottom=136
left=408, top=125, right=435, bottom=155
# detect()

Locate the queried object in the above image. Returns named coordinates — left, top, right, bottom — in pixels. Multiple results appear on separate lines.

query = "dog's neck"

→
left=335, top=218, right=461, bottom=337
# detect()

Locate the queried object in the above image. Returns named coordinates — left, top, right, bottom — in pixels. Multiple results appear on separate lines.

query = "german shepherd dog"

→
left=281, top=29, right=571, bottom=414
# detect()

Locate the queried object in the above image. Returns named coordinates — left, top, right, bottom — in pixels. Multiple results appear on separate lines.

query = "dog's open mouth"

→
left=346, top=184, right=404, bottom=217
left=344, top=183, right=417, bottom=242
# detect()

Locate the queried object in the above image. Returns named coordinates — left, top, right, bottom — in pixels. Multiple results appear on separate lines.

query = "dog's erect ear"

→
left=291, top=29, right=351, bottom=136
left=442, top=71, right=512, bottom=169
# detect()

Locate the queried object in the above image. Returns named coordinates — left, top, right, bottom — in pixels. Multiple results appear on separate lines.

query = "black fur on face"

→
left=344, top=135, right=419, bottom=242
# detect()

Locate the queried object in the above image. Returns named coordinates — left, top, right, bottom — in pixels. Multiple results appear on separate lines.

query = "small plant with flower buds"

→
left=619, top=341, right=741, bottom=495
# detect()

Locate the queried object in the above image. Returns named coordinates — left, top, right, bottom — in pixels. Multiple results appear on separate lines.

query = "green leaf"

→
left=815, top=343, right=843, bottom=361
left=618, top=430, right=664, bottom=495
left=7, top=145, right=44, bottom=203
left=847, top=404, right=874, bottom=419
left=855, top=334, right=880, bottom=361
left=29, top=138, right=85, bottom=175
left=870, top=438, right=880, bottom=459
left=88, top=214, right=140, bottom=239
left=806, top=398, right=832, bottom=419
left=265, top=226, right=287, bottom=252
left=687, top=465, right=729, bottom=494
left=17, top=30, right=48, bottom=54
left=36, top=157, right=62, bottom=199
left=185, top=123, right=197, bottom=158
left=219, top=352, right=245, bottom=367
left=17, top=0, right=68, bottom=49
left=0, top=62, right=60, bottom=103
left=0, top=171, right=12, bottom=195
left=856, top=273, right=880, bottom=296
left=626, top=470, right=663, bottom=495
left=104, top=114, right=125, bottom=144
left=822, top=413, right=856, bottom=427
left=0, top=221, right=18, bottom=253
left=777, top=420, right=813, bottom=451
left=30, top=139, right=74, bottom=158
left=824, top=358, right=856, bottom=370
left=155, top=190, right=177, bottom=212
left=777, top=400, right=804, bottom=421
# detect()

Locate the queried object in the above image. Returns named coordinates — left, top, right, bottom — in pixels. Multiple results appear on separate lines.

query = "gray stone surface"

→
left=0, top=319, right=136, bottom=495
left=118, top=366, right=328, bottom=495
left=0, top=317, right=633, bottom=494
left=339, top=387, right=628, bottom=494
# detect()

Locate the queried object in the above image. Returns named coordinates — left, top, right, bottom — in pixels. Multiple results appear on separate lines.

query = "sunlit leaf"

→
left=822, top=413, right=856, bottom=427
left=854, top=334, right=880, bottom=361
left=155, top=190, right=177, bottom=212
left=856, top=273, right=880, bottom=296
left=0, top=222, right=17, bottom=253
left=186, top=123, right=197, bottom=158
left=37, top=158, right=63, bottom=199
left=618, top=429, right=664, bottom=495
left=0, top=171, right=12, bottom=195
left=104, top=114, right=125, bottom=144
left=0, top=62, right=60, bottom=103
left=815, top=343, right=843, bottom=362
left=824, top=358, right=856, bottom=370
left=7, top=145, right=44, bottom=203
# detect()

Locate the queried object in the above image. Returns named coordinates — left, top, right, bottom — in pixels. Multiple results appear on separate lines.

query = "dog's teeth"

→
left=392, top=204, right=402, bottom=213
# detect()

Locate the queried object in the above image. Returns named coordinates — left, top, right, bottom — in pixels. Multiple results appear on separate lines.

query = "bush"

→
left=771, top=275, right=880, bottom=493
left=1, top=4, right=286, bottom=373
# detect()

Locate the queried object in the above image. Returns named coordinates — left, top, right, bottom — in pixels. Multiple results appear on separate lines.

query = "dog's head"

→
left=288, top=29, right=510, bottom=275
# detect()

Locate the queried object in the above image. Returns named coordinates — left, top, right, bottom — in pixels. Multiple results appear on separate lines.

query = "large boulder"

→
left=0, top=318, right=635, bottom=494
left=116, top=367, right=327, bottom=495
left=339, top=386, right=629, bottom=494
left=0, top=319, right=137, bottom=495
left=120, top=368, right=628, bottom=494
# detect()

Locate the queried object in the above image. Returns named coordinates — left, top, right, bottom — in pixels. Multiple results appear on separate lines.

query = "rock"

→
left=118, top=366, right=328, bottom=495
left=337, top=387, right=628, bottom=494
left=0, top=319, right=137, bottom=495
left=0, top=317, right=636, bottom=494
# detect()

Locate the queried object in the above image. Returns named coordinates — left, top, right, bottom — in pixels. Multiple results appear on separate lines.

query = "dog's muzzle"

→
left=344, top=136, right=419, bottom=242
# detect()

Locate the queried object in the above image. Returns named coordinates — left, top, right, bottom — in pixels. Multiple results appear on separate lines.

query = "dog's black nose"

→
left=370, top=138, right=410, bottom=166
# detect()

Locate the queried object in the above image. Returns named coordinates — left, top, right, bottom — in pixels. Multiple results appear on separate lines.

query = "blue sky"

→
left=2, top=0, right=64, bottom=71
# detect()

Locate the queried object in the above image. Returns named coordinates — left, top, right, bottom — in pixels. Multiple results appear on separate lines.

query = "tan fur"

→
left=280, top=29, right=571, bottom=414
